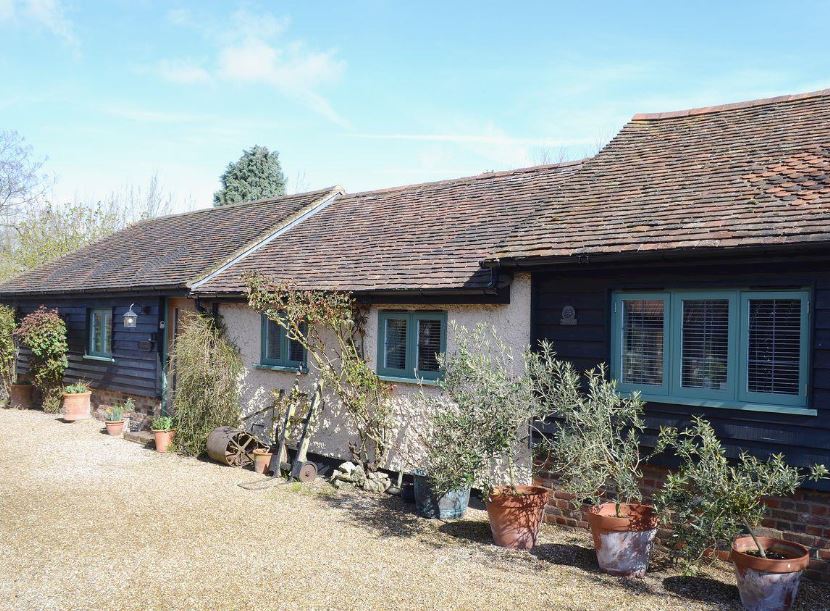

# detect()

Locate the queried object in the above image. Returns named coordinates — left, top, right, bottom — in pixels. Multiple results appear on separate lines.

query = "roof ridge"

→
left=632, top=88, right=830, bottom=121
left=343, top=160, right=585, bottom=199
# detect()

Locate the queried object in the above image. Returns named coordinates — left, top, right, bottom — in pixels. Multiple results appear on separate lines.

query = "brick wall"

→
left=534, top=463, right=830, bottom=582
left=90, top=389, right=161, bottom=430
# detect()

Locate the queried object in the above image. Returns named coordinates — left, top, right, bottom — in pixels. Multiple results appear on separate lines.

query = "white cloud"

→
left=102, top=105, right=214, bottom=124
left=353, top=132, right=592, bottom=147
left=157, top=59, right=211, bottom=85
left=6, top=0, right=79, bottom=50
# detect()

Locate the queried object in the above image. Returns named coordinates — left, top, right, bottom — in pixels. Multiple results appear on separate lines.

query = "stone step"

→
left=124, top=430, right=154, bottom=447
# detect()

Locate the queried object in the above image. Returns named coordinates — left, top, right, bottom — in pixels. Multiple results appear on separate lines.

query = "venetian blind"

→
left=681, top=299, right=729, bottom=390
left=621, top=299, right=664, bottom=386
left=417, top=319, right=442, bottom=372
left=384, top=318, right=408, bottom=370
left=266, top=320, right=281, bottom=360
left=747, top=299, right=802, bottom=396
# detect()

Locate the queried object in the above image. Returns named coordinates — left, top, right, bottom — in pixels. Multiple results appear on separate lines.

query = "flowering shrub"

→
left=13, top=306, right=68, bottom=413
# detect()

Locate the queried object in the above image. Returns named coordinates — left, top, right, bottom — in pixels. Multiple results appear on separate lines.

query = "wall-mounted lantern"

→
left=123, top=304, right=139, bottom=328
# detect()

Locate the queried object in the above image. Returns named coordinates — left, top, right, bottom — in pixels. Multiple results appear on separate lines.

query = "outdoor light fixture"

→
left=123, top=304, right=138, bottom=328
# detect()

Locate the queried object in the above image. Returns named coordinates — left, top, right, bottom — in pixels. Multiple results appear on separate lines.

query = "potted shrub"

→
left=12, top=306, right=68, bottom=413
left=104, top=398, right=132, bottom=436
left=539, top=350, right=656, bottom=576
left=62, top=380, right=92, bottom=421
left=655, top=417, right=827, bottom=610
left=152, top=415, right=175, bottom=453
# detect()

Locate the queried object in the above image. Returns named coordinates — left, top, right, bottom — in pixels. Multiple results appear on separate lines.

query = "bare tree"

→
left=531, top=146, right=570, bottom=166
left=0, top=130, right=50, bottom=220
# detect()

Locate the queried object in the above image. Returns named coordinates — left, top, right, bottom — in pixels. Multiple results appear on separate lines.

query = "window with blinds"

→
left=621, top=299, right=665, bottom=386
left=612, top=289, right=810, bottom=412
left=265, top=320, right=282, bottom=361
left=377, top=311, right=447, bottom=380
left=681, top=299, right=729, bottom=390
left=747, top=299, right=802, bottom=396
left=88, top=308, right=113, bottom=357
left=260, top=315, right=306, bottom=369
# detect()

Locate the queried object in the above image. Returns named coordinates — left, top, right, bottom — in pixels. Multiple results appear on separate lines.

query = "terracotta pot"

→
left=731, top=536, right=809, bottom=611
left=587, top=502, right=658, bottom=577
left=153, top=429, right=175, bottom=453
left=253, top=449, right=273, bottom=474
left=485, top=485, right=549, bottom=550
left=105, top=420, right=125, bottom=436
left=9, top=383, right=33, bottom=409
left=62, top=391, right=92, bottom=421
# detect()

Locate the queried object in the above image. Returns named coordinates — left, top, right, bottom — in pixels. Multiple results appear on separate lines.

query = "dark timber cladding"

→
left=531, top=254, right=830, bottom=484
left=11, top=297, right=162, bottom=397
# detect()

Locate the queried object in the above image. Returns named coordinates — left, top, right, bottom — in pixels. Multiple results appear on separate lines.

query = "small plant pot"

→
left=253, top=449, right=273, bottom=474
left=62, top=391, right=92, bottom=421
left=105, top=420, right=125, bottom=436
left=731, top=536, right=809, bottom=611
left=485, top=485, right=549, bottom=550
left=413, top=474, right=470, bottom=519
left=9, top=383, right=33, bottom=409
left=587, top=502, right=658, bottom=577
left=153, top=429, right=175, bottom=453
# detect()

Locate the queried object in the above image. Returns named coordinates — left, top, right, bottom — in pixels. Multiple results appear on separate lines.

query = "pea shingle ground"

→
left=1, top=409, right=828, bottom=610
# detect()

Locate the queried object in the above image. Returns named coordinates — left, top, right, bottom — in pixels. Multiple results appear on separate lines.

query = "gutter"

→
left=191, top=188, right=343, bottom=291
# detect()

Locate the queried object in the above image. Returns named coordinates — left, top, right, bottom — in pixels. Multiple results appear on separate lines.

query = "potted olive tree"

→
left=152, top=416, right=175, bottom=453
left=541, top=349, right=657, bottom=576
left=415, top=324, right=550, bottom=548
left=62, top=380, right=92, bottom=421
left=655, top=417, right=827, bottom=610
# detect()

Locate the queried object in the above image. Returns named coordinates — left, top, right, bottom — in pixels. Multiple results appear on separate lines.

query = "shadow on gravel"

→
left=663, top=575, right=739, bottom=605
left=530, top=542, right=598, bottom=571
left=320, top=491, right=435, bottom=542
left=438, top=519, right=492, bottom=544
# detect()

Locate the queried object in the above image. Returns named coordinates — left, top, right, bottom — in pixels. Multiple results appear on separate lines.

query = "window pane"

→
left=91, top=310, right=111, bottom=354
left=384, top=318, right=407, bottom=370
left=681, top=299, right=729, bottom=390
left=288, top=338, right=304, bottom=363
left=266, top=320, right=281, bottom=361
left=417, top=319, right=442, bottom=372
left=621, top=299, right=664, bottom=386
left=747, top=299, right=802, bottom=396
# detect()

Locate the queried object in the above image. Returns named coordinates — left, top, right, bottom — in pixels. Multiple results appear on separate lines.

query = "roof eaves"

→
left=189, top=186, right=345, bottom=291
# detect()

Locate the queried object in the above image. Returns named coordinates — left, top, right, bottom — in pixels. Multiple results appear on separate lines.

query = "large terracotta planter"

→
left=485, top=485, right=549, bottom=550
left=9, top=383, right=33, bottom=409
left=253, top=448, right=273, bottom=474
left=587, top=502, right=658, bottom=577
left=62, top=391, right=92, bottom=421
left=413, top=474, right=470, bottom=519
left=153, top=429, right=175, bottom=453
left=105, top=420, right=125, bottom=436
left=731, top=536, right=809, bottom=611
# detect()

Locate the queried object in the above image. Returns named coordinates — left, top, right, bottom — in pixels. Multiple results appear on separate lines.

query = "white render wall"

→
left=219, top=272, right=532, bottom=481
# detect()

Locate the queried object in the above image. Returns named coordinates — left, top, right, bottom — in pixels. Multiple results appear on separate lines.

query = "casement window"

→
left=260, top=314, right=306, bottom=370
left=611, top=290, right=812, bottom=414
left=377, top=311, right=447, bottom=381
left=88, top=308, right=113, bottom=358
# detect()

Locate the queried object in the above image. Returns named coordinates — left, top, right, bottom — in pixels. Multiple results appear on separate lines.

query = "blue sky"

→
left=2, top=1, right=829, bottom=212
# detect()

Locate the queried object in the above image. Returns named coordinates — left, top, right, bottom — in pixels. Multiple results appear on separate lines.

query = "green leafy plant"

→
left=415, top=323, right=548, bottom=496
left=213, top=145, right=286, bottom=206
left=169, top=312, right=243, bottom=456
left=64, top=380, right=90, bottom=394
left=105, top=398, right=132, bottom=422
left=655, top=416, right=828, bottom=573
left=0, top=305, right=18, bottom=402
left=151, top=415, right=174, bottom=432
left=13, top=306, right=68, bottom=413
left=537, top=343, right=646, bottom=517
left=246, top=277, right=393, bottom=471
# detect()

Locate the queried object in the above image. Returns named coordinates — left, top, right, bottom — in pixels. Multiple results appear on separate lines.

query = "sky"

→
left=1, top=1, right=830, bottom=213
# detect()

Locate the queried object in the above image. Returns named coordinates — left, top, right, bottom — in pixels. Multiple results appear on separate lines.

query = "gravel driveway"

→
left=1, top=409, right=828, bottom=610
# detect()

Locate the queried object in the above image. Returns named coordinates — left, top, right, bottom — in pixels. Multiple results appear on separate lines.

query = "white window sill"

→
left=255, top=363, right=307, bottom=374
left=638, top=394, right=816, bottom=416
left=83, top=354, right=115, bottom=363
left=378, top=375, right=439, bottom=386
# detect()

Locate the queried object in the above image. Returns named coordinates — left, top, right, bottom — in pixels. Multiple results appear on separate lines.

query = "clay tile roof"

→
left=0, top=187, right=341, bottom=296
left=192, top=162, right=582, bottom=295
left=490, top=88, right=830, bottom=263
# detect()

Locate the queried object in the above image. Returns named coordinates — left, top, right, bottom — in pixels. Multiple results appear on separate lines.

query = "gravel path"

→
left=1, top=409, right=829, bottom=610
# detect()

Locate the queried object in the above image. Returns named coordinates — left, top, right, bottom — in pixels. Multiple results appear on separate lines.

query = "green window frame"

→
left=259, top=314, right=307, bottom=371
left=377, top=311, right=447, bottom=381
left=87, top=308, right=113, bottom=358
left=611, top=289, right=812, bottom=415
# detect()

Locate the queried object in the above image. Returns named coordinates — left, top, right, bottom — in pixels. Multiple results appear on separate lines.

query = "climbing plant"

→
left=13, top=306, right=68, bottom=413
left=0, top=305, right=17, bottom=403
left=246, top=275, right=393, bottom=470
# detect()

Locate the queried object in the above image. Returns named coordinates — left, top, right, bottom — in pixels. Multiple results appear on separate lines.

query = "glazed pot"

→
left=587, top=502, right=658, bottom=577
left=485, top=485, right=550, bottom=550
left=153, top=429, right=175, bottom=453
left=253, top=448, right=273, bottom=474
left=9, top=383, right=33, bottom=409
left=62, top=391, right=92, bottom=421
left=731, top=536, right=809, bottom=611
left=105, top=420, right=125, bottom=436
left=413, top=474, right=470, bottom=519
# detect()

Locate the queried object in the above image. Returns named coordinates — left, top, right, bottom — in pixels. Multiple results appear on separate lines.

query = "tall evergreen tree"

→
left=213, top=145, right=287, bottom=206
